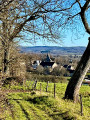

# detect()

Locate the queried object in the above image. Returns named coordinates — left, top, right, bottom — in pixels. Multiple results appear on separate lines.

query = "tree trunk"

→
left=2, top=48, right=10, bottom=78
left=0, top=47, right=9, bottom=87
left=64, top=37, right=90, bottom=102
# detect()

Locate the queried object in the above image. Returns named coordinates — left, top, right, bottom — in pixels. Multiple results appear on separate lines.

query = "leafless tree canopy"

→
left=0, top=0, right=90, bottom=44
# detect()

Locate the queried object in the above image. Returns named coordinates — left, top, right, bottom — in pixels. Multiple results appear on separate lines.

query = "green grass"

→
left=0, top=82, right=90, bottom=120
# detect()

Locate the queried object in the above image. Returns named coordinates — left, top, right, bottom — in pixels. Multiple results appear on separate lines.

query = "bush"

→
left=26, top=72, right=68, bottom=83
left=51, top=66, right=70, bottom=76
left=2, top=76, right=23, bottom=87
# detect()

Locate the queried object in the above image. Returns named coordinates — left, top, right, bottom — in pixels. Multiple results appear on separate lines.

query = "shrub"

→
left=2, top=76, right=23, bottom=87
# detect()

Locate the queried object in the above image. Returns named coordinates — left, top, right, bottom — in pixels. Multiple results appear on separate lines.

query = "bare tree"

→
left=0, top=0, right=61, bottom=78
left=63, top=0, right=90, bottom=102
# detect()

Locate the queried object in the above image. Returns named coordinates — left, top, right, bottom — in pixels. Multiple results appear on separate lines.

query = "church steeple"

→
left=44, top=53, right=52, bottom=62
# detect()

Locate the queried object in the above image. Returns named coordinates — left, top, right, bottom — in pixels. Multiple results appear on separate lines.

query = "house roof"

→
left=40, top=61, right=55, bottom=67
left=69, top=69, right=75, bottom=73
left=63, top=65, right=68, bottom=68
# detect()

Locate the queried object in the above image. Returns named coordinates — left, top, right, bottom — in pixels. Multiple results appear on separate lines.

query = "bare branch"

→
left=41, top=1, right=77, bottom=13
left=0, top=0, right=13, bottom=12
left=9, top=15, right=40, bottom=40
left=76, top=0, right=82, bottom=9
left=80, top=0, right=90, bottom=34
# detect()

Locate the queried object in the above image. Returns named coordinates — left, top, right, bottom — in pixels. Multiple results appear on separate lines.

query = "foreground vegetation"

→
left=0, top=82, right=90, bottom=120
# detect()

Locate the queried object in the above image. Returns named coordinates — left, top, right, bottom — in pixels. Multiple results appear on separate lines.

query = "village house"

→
left=63, top=64, right=75, bottom=76
left=32, top=60, right=41, bottom=70
left=40, top=54, right=57, bottom=69
left=32, top=54, right=57, bottom=71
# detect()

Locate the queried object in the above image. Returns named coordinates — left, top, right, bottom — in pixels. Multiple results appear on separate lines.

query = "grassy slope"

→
left=0, top=82, right=90, bottom=120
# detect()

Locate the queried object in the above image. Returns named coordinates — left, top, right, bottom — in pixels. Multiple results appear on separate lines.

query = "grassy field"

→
left=0, top=82, right=90, bottom=120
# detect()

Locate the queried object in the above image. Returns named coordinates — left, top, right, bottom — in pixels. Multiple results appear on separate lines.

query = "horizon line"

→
left=20, top=45, right=86, bottom=47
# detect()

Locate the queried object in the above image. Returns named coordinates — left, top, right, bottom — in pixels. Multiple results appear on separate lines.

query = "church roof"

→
left=40, top=54, right=56, bottom=67
left=40, top=61, right=54, bottom=67
left=44, top=54, right=52, bottom=62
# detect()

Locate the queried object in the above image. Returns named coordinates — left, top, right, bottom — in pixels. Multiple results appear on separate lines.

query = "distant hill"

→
left=20, top=46, right=86, bottom=55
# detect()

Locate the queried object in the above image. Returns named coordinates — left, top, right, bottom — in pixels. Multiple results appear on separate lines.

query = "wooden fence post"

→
left=34, top=80, right=37, bottom=90
left=54, top=83, right=56, bottom=98
left=46, top=81, right=49, bottom=92
left=40, top=83, right=42, bottom=93
left=80, top=94, right=83, bottom=116
left=32, top=80, right=37, bottom=90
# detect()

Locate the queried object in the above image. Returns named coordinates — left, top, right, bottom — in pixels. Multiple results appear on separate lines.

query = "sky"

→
left=18, top=0, right=90, bottom=47
left=19, top=32, right=89, bottom=47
